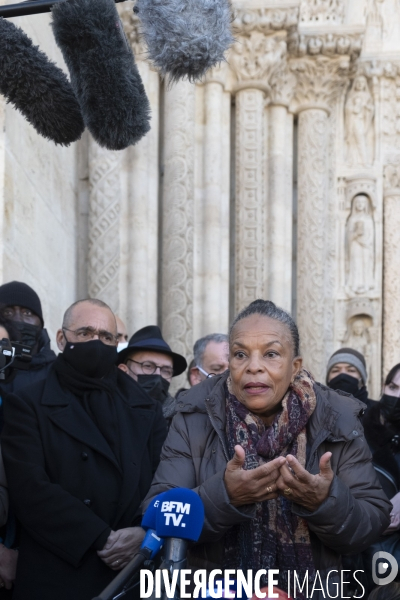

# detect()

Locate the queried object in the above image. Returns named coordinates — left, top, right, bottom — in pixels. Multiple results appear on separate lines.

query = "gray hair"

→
left=62, top=298, right=115, bottom=330
left=193, top=333, right=228, bottom=368
left=229, top=299, right=300, bottom=357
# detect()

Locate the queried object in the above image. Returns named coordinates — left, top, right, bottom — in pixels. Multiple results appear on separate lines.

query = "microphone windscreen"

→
left=141, top=492, right=166, bottom=530
left=0, top=17, right=84, bottom=146
left=155, top=488, right=204, bottom=542
left=135, top=0, right=234, bottom=82
left=51, top=0, right=151, bottom=151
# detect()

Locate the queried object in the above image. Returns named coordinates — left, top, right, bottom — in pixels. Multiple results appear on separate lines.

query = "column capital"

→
left=230, top=30, right=287, bottom=93
left=289, top=55, right=351, bottom=114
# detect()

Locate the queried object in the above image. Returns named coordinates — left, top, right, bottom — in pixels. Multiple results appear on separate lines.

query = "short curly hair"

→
left=229, top=299, right=300, bottom=357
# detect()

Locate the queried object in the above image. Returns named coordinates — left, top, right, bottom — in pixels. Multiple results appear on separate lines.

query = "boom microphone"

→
left=134, top=0, right=234, bottom=82
left=51, top=0, right=151, bottom=151
left=0, top=17, right=84, bottom=145
left=155, top=488, right=205, bottom=600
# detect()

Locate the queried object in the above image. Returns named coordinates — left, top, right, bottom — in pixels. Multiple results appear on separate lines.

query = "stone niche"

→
left=335, top=175, right=382, bottom=398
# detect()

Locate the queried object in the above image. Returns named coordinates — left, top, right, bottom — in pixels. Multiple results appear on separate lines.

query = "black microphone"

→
left=51, top=0, right=151, bottom=151
left=153, top=488, right=205, bottom=600
left=0, top=17, right=84, bottom=145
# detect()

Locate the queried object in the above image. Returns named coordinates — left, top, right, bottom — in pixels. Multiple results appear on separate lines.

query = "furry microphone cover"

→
left=0, top=17, right=84, bottom=146
left=52, top=0, right=151, bottom=151
left=135, top=0, right=234, bottom=81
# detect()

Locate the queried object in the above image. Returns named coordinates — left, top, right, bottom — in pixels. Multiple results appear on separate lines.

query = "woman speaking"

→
left=146, top=299, right=390, bottom=598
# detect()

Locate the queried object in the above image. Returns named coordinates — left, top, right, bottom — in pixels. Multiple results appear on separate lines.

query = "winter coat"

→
left=0, top=328, right=56, bottom=396
left=146, top=372, right=391, bottom=595
left=1, top=366, right=167, bottom=600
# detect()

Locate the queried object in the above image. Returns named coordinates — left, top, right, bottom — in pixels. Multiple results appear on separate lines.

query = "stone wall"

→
left=2, top=0, right=400, bottom=396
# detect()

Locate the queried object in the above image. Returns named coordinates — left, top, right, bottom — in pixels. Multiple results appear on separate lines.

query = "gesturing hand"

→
left=97, top=527, right=145, bottom=570
left=276, top=452, right=334, bottom=512
left=224, top=445, right=286, bottom=507
left=0, top=545, right=17, bottom=589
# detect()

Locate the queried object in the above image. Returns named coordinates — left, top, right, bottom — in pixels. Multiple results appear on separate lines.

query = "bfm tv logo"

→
left=160, top=501, right=191, bottom=527
left=372, top=552, right=399, bottom=586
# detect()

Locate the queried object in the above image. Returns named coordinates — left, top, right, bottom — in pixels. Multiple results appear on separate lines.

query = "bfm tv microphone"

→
left=91, top=494, right=165, bottom=600
left=154, top=488, right=205, bottom=600
left=51, top=0, right=150, bottom=151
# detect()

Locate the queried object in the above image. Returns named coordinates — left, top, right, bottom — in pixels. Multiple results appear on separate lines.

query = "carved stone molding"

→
left=290, top=55, right=350, bottom=113
left=288, top=32, right=363, bottom=60
left=345, top=175, right=377, bottom=209
left=383, top=163, right=400, bottom=374
left=270, top=64, right=297, bottom=106
left=230, top=31, right=287, bottom=90
left=161, top=81, right=195, bottom=383
left=234, top=88, right=266, bottom=313
left=232, top=6, right=299, bottom=36
left=299, top=0, right=344, bottom=25
left=88, top=141, right=122, bottom=313
left=296, top=107, right=329, bottom=378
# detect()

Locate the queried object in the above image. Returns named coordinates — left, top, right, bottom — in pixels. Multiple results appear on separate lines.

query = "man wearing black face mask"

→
left=1, top=299, right=167, bottom=600
left=117, top=325, right=187, bottom=423
left=0, top=281, right=56, bottom=396
left=326, top=347, right=372, bottom=407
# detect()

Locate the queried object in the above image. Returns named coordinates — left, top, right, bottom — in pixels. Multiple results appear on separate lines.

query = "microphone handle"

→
left=92, top=548, right=151, bottom=600
left=153, top=539, right=188, bottom=600
left=0, top=0, right=127, bottom=19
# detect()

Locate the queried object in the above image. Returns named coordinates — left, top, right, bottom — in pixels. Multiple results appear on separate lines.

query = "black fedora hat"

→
left=117, top=325, right=187, bottom=376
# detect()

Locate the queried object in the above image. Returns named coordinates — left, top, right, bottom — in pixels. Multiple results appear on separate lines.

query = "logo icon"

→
left=372, top=551, right=398, bottom=585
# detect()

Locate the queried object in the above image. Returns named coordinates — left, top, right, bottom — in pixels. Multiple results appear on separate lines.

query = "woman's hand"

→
left=97, top=527, right=145, bottom=570
left=383, top=491, right=400, bottom=534
left=224, top=445, right=286, bottom=506
left=275, top=452, right=334, bottom=512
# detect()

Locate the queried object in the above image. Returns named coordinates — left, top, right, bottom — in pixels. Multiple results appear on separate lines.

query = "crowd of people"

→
left=0, top=281, right=397, bottom=599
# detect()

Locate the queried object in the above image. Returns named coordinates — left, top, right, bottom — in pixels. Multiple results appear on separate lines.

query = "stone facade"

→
left=1, top=0, right=400, bottom=395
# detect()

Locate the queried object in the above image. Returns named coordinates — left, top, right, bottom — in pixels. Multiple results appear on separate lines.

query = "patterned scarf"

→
left=224, top=369, right=317, bottom=598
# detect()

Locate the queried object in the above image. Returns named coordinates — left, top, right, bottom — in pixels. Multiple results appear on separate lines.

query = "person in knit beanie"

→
left=0, top=281, right=56, bottom=395
left=326, top=347, right=371, bottom=405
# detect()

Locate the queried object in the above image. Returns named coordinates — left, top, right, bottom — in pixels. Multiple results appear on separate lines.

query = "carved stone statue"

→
left=346, top=194, right=375, bottom=295
left=345, top=75, right=375, bottom=167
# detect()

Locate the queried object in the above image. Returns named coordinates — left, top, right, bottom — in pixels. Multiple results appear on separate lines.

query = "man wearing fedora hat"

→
left=117, top=325, right=187, bottom=422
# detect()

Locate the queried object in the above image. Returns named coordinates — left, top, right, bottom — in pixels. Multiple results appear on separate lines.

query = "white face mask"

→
left=117, top=342, right=129, bottom=353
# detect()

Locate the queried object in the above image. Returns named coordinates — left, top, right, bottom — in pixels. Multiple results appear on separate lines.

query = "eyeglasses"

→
left=127, top=358, right=174, bottom=379
left=196, top=365, right=216, bottom=378
left=63, top=327, right=118, bottom=346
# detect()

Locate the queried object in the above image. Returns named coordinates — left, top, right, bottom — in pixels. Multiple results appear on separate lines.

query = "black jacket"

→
left=0, top=328, right=56, bottom=395
left=1, top=366, right=167, bottom=600
left=363, top=401, right=400, bottom=499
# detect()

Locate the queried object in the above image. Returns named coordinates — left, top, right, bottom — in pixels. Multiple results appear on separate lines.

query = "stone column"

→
left=161, top=80, right=196, bottom=388
left=234, top=87, right=267, bottom=313
left=125, top=62, right=160, bottom=333
left=296, top=107, right=329, bottom=376
left=119, top=8, right=160, bottom=332
left=383, top=164, right=400, bottom=374
left=230, top=31, right=288, bottom=313
left=266, top=69, right=297, bottom=311
left=88, top=141, right=122, bottom=313
left=200, top=76, right=230, bottom=334
left=291, top=56, right=351, bottom=379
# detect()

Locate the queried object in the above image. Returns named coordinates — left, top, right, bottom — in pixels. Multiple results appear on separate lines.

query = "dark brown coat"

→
left=145, top=372, right=391, bottom=594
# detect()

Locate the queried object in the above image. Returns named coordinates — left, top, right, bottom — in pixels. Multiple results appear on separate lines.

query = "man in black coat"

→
left=0, top=281, right=56, bottom=397
left=1, top=298, right=167, bottom=600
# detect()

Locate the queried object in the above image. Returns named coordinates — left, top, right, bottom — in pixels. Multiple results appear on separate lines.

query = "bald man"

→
left=2, top=298, right=167, bottom=600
